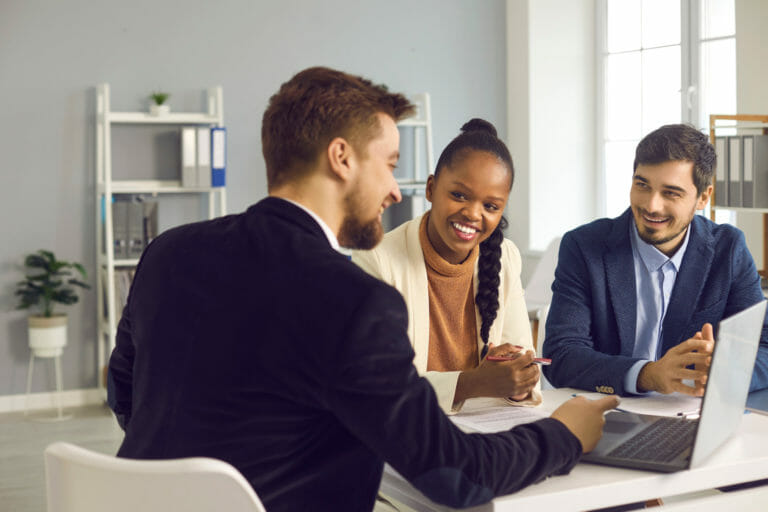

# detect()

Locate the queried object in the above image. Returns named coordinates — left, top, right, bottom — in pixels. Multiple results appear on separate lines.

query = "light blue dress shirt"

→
left=624, top=218, right=691, bottom=394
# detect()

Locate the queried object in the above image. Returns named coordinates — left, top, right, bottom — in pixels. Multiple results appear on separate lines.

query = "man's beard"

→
left=637, top=222, right=688, bottom=248
left=337, top=189, right=384, bottom=250
left=634, top=205, right=696, bottom=250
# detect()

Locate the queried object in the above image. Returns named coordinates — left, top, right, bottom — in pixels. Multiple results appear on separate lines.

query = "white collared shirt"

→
left=277, top=197, right=341, bottom=252
left=624, top=217, right=691, bottom=394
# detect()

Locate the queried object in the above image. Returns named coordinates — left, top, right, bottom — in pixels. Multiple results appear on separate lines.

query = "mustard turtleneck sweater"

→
left=419, top=213, right=480, bottom=372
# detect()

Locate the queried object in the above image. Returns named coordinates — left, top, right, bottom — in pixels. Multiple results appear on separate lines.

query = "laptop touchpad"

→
left=604, top=420, right=638, bottom=434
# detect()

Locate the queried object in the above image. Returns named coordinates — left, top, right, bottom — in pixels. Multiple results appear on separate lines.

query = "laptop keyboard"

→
left=607, top=417, right=698, bottom=463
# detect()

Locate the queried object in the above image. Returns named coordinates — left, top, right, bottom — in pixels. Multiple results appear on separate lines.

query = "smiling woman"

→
left=352, top=119, right=543, bottom=414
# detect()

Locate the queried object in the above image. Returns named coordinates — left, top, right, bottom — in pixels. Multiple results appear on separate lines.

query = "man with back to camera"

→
left=543, top=123, right=768, bottom=397
left=108, top=66, right=618, bottom=512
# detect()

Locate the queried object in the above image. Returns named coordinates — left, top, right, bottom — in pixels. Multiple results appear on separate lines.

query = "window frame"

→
left=596, top=0, right=719, bottom=217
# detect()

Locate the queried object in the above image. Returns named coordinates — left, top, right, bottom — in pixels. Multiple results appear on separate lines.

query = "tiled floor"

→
left=0, top=404, right=122, bottom=512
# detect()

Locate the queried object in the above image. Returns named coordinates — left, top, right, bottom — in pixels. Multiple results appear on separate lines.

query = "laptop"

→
left=581, top=300, right=767, bottom=472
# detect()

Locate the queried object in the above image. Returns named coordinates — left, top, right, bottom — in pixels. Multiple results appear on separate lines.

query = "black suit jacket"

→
left=109, top=197, right=581, bottom=511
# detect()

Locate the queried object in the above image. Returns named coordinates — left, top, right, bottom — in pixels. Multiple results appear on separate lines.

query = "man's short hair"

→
left=633, top=124, right=716, bottom=196
left=261, top=67, right=415, bottom=190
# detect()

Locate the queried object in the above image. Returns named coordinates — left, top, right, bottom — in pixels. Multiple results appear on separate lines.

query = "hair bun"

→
left=460, top=118, right=497, bottom=138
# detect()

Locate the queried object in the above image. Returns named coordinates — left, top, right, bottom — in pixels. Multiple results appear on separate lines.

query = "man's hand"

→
left=550, top=395, right=620, bottom=452
left=454, top=343, right=539, bottom=405
left=637, top=323, right=714, bottom=396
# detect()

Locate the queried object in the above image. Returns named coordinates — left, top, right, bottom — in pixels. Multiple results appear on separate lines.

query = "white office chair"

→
left=524, top=236, right=561, bottom=320
left=44, top=442, right=267, bottom=512
left=524, top=236, right=561, bottom=348
left=535, top=303, right=554, bottom=390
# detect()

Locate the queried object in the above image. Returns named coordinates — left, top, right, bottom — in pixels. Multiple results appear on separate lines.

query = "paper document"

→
left=574, top=391, right=702, bottom=417
left=451, top=399, right=547, bottom=433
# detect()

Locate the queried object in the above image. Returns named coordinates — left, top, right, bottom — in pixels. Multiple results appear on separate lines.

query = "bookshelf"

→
left=95, top=84, right=227, bottom=388
left=395, top=93, right=434, bottom=221
left=709, top=114, right=768, bottom=279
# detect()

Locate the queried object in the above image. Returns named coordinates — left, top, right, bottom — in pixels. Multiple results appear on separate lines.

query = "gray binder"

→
left=714, top=136, right=728, bottom=206
left=743, top=134, right=768, bottom=209
left=127, top=200, right=146, bottom=259
left=728, top=136, right=742, bottom=207
left=112, top=200, right=129, bottom=259
left=142, top=200, right=159, bottom=245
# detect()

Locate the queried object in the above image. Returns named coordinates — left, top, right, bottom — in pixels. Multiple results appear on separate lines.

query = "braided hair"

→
left=434, top=118, right=514, bottom=358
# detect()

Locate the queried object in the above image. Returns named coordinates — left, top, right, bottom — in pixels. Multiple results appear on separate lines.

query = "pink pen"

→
left=486, top=355, right=552, bottom=365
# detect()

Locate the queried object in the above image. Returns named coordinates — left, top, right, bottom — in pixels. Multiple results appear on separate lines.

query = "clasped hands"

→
left=637, top=323, right=714, bottom=396
left=454, top=343, right=539, bottom=405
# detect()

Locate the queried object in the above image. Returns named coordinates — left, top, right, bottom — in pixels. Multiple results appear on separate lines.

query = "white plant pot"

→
left=149, top=104, right=170, bottom=116
left=28, top=315, right=67, bottom=358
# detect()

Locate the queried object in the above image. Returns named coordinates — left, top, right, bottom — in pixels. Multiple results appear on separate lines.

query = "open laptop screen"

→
left=690, top=300, right=767, bottom=467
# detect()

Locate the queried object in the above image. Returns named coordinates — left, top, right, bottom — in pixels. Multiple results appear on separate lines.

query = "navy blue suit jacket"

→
left=109, top=198, right=581, bottom=512
left=542, top=209, right=768, bottom=396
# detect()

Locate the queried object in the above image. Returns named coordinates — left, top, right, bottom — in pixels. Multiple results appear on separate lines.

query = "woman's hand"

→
left=454, top=343, right=540, bottom=405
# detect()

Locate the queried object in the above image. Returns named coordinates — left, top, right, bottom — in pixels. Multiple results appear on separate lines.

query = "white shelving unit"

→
left=396, top=93, right=434, bottom=218
left=95, top=84, right=227, bottom=388
left=397, top=92, right=434, bottom=188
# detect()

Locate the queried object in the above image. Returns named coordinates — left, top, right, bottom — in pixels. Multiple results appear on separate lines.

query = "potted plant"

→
left=15, top=250, right=90, bottom=358
left=149, top=91, right=171, bottom=116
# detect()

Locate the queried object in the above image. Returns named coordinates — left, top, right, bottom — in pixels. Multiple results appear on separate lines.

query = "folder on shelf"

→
left=197, top=126, right=211, bottom=188
left=211, top=127, right=226, bottom=187
left=714, top=136, right=728, bottom=207
left=728, top=136, right=742, bottom=207
left=142, top=200, right=159, bottom=246
left=112, top=199, right=129, bottom=259
left=127, top=199, right=145, bottom=259
left=181, top=126, right=197, bottom=188
left=745, top=134, right=768, bottom=209
left=743, top=136, right=755, bottom=208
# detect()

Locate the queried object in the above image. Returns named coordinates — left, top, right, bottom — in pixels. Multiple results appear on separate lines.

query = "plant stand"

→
left=24, top=316, right=72, bottom=421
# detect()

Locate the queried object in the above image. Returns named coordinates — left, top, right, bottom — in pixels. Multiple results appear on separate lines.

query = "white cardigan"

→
left=352, top=214, right=542, bottom=413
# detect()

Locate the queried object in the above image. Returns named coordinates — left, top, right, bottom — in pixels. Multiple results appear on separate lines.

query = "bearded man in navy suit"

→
left=543, top=124, right=768, bottom=397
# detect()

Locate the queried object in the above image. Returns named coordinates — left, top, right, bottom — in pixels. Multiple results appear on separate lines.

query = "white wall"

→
left=529, top=0, right=596, bottom=251
left=506, top=1, right=532, bottom=280
left=0, top=0, right=509, bottom=396
left=506, top=0, right=596, bottom=283
left=735, top=0, right=768, bottom=270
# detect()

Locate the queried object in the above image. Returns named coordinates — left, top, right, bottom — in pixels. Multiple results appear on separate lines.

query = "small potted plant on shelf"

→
left=149, top=91, right=171, bottom=116
left=15, top=250, right=90, bottom=358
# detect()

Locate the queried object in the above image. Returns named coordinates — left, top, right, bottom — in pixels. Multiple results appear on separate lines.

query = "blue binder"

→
left=211, top=127, right=226, bottom=187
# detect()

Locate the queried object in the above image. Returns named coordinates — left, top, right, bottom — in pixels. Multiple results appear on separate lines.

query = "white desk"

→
left=380, top=389, right=768, bottom=511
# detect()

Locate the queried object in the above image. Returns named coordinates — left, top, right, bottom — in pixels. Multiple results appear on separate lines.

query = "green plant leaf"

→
left=68, top=278, right=91, bottom=289
left=150, top=92, right=170, bottom=105
left=52, top=289, right=78, bottom=305
left=72, top=262, right=87, bottom=279
left=15, top=249, right=90, bottom=315
left=25, top=254, right=48, bottom=269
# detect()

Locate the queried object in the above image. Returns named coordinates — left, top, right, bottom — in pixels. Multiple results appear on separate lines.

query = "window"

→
left=599, top=0, right=736, bottom=219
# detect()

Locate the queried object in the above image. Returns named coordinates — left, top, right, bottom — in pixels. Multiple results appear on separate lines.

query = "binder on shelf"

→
left=112, top=199, right=129, bottom=259
left=127, top=199, right=146, bottom=258
left=108, top=268, right=135, bottom=320
left=728, top=136, right=742, bottom=207
left=196, top=126, right=211, bottom=188
left=181, top=126, right=197, bottom=188
left=714, top=136, right=728, bottom=207
left=211, top=127, right=226, bottom=187
left=743, top=136, right=755, bottom=208
left=745, top=134, right=768, bottom=209
left=142, top=200, right=159, bottom=246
